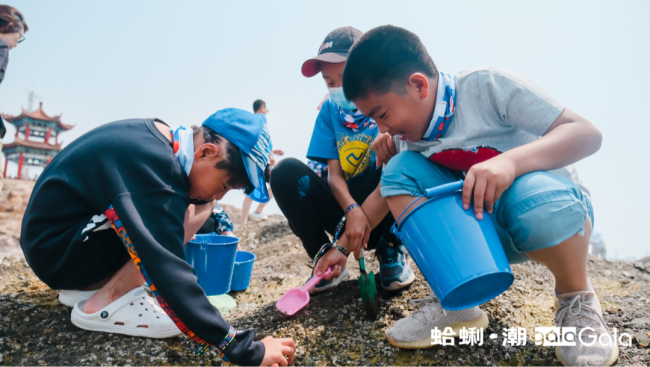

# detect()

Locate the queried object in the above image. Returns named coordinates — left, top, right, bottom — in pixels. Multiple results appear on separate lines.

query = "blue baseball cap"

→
left=202, top=108, right=271, bottom=203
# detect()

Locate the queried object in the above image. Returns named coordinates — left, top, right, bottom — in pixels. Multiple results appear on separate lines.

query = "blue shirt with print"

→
left=307, top=99, right=379, bottom=182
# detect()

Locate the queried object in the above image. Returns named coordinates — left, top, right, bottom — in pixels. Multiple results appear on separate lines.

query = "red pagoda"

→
left=2, top=102, right=73, bottom=179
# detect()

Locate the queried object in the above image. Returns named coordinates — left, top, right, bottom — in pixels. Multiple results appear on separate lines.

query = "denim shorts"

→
left=381, top=151, right=594, bottom=264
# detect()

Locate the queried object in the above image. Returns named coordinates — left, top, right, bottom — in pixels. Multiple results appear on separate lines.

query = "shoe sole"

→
left=555, top=345, right=618, bottom=367
left=386, top=311, right=489, bottom=349
left=71, top=309, right=181, bottom=339
left=382, top=270, right=416, bottom=291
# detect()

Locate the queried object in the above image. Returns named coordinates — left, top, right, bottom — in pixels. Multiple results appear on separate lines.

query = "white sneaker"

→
left=249, top=211, right=268, bottom=221
left=386, top=294, right=488, bottom=349
left=554, top=290, right=618, bottom=366
left=59, top=289, right=99, bottom=307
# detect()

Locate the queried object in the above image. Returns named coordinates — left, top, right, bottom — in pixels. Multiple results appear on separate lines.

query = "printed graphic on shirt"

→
left=104, top=205, right=236, bottom=359
left=428, top=146, right=501, bottom=172
left=80, top=214, right=112, bottom=242
left=337, top=133, right=374, bottom=181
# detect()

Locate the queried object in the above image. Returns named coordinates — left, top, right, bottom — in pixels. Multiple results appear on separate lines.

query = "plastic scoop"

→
left=276, top=267, right=333, bottom=315
left=357, top=247, right=379, bottom=319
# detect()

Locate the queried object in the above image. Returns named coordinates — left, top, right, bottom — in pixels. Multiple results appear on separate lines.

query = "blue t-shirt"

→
left=307, top=99, right=379, bottom=182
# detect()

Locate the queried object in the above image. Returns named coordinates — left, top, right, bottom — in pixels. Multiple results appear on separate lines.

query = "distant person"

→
left=589, top=227, right=607, bottom=258
left=240, top=99, right=284, bottom=224
left=0, top=4, right=28, bottom=191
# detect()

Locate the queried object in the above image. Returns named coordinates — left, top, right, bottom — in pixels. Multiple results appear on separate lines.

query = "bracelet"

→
left=313, top=243, right=334, bottom=264
left=345, top=203, right=360, bottom=215
left=336, top=244, right=350, bottom=257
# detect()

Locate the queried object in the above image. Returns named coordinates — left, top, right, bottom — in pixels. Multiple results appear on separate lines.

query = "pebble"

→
left=636, top=332, right=649, bottom=348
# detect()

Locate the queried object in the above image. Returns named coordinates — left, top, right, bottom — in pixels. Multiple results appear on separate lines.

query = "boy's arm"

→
left=108, top=190, right=267, bottom=365
left=314, top=182, right=389, bottom=279
left=463, top=108, right=602, bottom=219
left=463, top=70, right=602, bottom=220
left=327, top=159, right=372, bottom=252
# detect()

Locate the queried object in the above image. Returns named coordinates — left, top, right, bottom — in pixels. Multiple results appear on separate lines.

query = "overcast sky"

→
left=1, top=0, right=648, bottom=260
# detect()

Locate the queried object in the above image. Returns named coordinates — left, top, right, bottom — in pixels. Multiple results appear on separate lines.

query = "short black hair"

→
left=252, top=99, right=266, bottom=113
left=343, top=25, right=438, bottom=101
left=192, top=125, right=254, bottom=194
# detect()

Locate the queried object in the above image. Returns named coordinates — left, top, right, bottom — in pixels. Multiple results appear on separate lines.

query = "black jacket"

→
left=21, top=118, right=264, bottom=365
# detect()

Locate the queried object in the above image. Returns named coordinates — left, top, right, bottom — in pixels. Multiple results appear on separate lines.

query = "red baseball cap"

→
left=301, top=26, right=364, bottom=78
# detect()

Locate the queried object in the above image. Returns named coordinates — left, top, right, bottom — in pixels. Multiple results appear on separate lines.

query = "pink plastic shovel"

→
left=276, top=267, right=333, bottom=315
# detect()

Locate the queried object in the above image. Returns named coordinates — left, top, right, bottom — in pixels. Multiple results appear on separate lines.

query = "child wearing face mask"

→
left=270, top=27, right=415, bottom=294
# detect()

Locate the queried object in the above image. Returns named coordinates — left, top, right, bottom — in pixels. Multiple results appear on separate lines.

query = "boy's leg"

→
left=270, top=158, right=345, bottom=258
left=254, top=186, right=273, bottom=214
left=495, top=172, right=616, bottom=366
left=240, top=196, right=253, bottom=225
left=82, top=202, right=215, bottom=314
left=380, top=152, right=488, bottom=348
left=524, top=219, right=590, bottom=293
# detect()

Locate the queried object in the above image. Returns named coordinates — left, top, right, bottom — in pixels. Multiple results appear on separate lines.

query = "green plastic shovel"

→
left=357, top=247, right=379, bottom=319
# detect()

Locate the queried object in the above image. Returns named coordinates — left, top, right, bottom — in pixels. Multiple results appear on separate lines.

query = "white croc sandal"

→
left=71, top=287, right=181, bottom=338
left=59, top=289, right=99, bottom=307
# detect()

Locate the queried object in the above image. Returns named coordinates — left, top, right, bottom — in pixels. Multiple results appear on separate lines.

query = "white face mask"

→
left=328, top=86, right=357, bottom=111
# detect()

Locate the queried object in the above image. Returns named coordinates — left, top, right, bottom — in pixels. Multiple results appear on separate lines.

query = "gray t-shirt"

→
left=394, top=67, right=589, bottom=196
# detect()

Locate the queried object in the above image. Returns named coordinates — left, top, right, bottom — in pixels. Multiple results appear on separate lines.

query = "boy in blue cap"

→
left=271, top=26, right=415, bottom=293
left=314, top=25, right=615, bottom=366
left=20, top=109, right=295, bottom=366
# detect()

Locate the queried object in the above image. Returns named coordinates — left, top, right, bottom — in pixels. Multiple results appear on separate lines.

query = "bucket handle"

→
left=391, top=180, right=464, bottom=236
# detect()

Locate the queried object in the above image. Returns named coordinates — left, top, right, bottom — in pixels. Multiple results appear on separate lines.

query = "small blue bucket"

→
left=185, top=234, right=239, bottom=296
left=391, top=180, right=514, bottom=310
left=230, top=251, right=257, bottom=291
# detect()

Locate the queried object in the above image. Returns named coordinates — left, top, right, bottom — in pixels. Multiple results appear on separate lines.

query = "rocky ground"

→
left=0, top=179, right=649, bottom=366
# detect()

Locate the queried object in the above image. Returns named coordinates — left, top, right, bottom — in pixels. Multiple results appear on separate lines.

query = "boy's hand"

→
left=272, top=149, right=284, bottom=156
left=314, top=247, right=348, bottom=280
left=462, top=155, right=516, bottom=220
left=345, top=207, right=371, bottom=253
left=260, top=336, right=296, bottom=366
left=372, top=133, right=397, bottom=167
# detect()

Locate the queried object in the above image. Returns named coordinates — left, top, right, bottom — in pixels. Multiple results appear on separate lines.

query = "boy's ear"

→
left=407, top=73, right=431, bottom=100
left=194, top=143, right=221, bottom=160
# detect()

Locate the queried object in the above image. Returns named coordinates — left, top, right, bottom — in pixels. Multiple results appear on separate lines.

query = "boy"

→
left=20, top=109, right=295, bottom=366
left=271, top=26, right=414, bottom=293
left=315, top=25, right=614, bottom=366
left=240, top=99, right=284, bottom=224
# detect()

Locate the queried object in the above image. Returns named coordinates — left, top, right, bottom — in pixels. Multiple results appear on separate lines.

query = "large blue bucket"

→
left=391, top=180, right=514, bottom=310
left=185, top=234, right=239, bottom=296
left=230, top=251, right=257, bottom=291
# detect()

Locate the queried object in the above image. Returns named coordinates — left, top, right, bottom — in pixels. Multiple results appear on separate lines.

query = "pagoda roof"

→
left=2, top=137, right=63, bottom=152
left=1, top=102, right=74, bottom=131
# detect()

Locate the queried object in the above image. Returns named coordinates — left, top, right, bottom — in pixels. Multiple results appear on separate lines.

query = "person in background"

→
left=196, top=202, right=241, bottom=250
left=240, top=99, right=284, bottom=224
left=589, top=227, right=607, bottom=258
left=0, top=4, right=28, bottom=191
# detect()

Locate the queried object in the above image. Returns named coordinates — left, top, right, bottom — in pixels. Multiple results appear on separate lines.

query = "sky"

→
left=1, top=1, right=648, bottom=260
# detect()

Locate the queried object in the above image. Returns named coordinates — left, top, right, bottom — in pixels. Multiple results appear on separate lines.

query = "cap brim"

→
left=301, top=52, right=348, bottom=77
left=241, top=153, right=270, bottom=203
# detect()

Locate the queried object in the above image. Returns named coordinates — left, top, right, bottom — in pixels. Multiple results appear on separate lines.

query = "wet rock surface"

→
left=1, top=205, right=649, bottom=365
